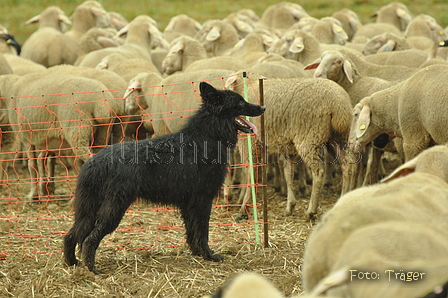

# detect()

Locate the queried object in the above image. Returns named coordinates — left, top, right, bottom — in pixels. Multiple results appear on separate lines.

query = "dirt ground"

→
left=0, top=158, right=343, bottom=298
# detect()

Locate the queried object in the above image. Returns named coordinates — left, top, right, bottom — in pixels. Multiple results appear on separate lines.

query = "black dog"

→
left=63, top=81, right=265, bottom=273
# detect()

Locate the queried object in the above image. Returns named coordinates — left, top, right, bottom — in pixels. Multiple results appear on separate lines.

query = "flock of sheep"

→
left=2, top=1, right=448, bottom=297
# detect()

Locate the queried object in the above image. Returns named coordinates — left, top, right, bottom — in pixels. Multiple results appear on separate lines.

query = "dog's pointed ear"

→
left=200, top=81, right=222, bottom=104
left=199, top=81, right=216, bottom=100
left=199, top=82, right=224, bottom=114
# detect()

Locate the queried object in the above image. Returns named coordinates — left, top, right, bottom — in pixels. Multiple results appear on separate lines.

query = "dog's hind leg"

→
left=64, top=213, right=97, bottom=267
left=181, top=200, right=224, bottom=262
left=63, top=227, right=79, bottom=267
left=81, top=198, right=129, bottom=274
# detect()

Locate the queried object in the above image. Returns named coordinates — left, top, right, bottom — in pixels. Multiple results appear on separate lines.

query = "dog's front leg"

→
left=181, top=200, right=224, bottom=262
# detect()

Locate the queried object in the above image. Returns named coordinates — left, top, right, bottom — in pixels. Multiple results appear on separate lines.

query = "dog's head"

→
left=199, top=81, right=265, bottom=138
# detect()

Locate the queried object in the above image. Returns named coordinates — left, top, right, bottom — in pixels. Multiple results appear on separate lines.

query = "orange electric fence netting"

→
left=0, top=73, right=267, bottom=259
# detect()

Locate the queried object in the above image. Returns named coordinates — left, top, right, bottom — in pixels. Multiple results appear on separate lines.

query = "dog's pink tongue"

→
left=236, top=117, right=259, bottom=139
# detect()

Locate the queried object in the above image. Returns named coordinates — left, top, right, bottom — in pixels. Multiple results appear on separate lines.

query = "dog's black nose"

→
left=260, top=106, right=266, bottom=112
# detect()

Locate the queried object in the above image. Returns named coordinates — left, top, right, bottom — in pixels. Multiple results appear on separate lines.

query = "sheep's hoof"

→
left=305, top=210, right=317, bottom=221
left=285, top=202, right=296, bottom=216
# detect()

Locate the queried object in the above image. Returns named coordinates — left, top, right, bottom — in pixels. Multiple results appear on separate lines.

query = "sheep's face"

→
left=348, top=101, right=382, bottom=153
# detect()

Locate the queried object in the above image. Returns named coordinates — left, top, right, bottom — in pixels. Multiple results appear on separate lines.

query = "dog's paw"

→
left=208, top=253, right=224, bottom=262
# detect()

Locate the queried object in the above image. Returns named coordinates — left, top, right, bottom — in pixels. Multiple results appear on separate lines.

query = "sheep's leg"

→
left=26, top=145, right=39, bottom=199
left=38, top=152, right=56, bottom=196
left=302, top=145, right=326, bottom=219
left=323, top=146, right=334, bottom=186
left=305, top=162, right=325, bottom=219
left=296, top=161, right=308, bottom=196
left=362, top=147, right=384, bottom=186
left=284, top=159, right=297, bottom=216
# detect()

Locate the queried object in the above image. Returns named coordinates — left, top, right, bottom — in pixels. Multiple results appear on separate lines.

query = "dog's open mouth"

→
left=235, top=117, right=258, bottom=139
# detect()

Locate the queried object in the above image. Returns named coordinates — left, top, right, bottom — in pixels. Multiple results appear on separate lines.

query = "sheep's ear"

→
left=24, top=15, right=40, bottom=25
left=124, top=77, right=143, bottom=98
left=381, top=157, right=418, bottom=183
left=225, top=75, right=238, bottom=89
left=261, top=34, right=274, bottom=47
left=304, top=58, right=321, bottom=70
left=95, top=56, right=109, bottom=70
left=149, top=26, right=170, bottom=49
left=206, top=27, right=221, bottom=41
left=396, top=8, right=412, bottom=22
left=235, top=20, right=253, bottom=34
left=91, top=6, right=107, bottom=17
left=377, top=39, right=396, bottom=52
left=342, top=59, right=353, bottom=83
left=289, top=37, right=305, bottom=53
left=117, top=24, right=129, bottom=37
left=369, top=11, right=379, bottom=19
left=169, top=41, right=184, bottom=53
left=58, top=14, right=72, bottom=25
left=332, top=24, right=348, bottom=43
left=355, top=105, right=371, bottom=138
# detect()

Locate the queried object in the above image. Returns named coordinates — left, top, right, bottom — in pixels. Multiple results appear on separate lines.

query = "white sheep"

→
left=311, top=222, right=448, bottom=298
left=210, top=272, right=284, bottom=298
left=161, top=35, right=208, bottom=75
left=304, top=50, right=396, bottom=106
left=336, top=48, right=418, bottom=81
left=225, top=29, right=276, bottom=65
left=77, top=15, right=167, bottom=68
left=2, top=54, right=47, bottom=75
left=95, top=53, right=161, bottom=82
left=184, top=56, right=249, bottom=73
left=304, top=50, right=401, bottom=186
left=361, top=32, right=411, bottom=55
left=349, top=64, right=448, bottom=161
left=404, top=14, right=448, bottom=56
left=0, top=73, right=118, bottom=198
left=0, top=54, right=13, bottom=75
left=351, top=23, right=403, bottom=44
left=363, top=48, right=428, bottom=68
left=162, top=14, right=202, bottom=42
left=193, top=19, right=240, bottom=56
left=64, top=0, right=110, bottom=43
left=223, top=12, right=256, bottom=38
left=106, top=11, right=129, bottom=31
left=227, top=74, right=353, bottom=218
left=370, top=2, right=413, bottom=32
left=73, top=27, right=122, bottom=66
left=302, top=144, right=448, bottom=292
left=256, top=2, right=309, bottom=31
left=20, top=6, right=79, bottom=67
left=250, top=58, right=310, bottom=78
left=310, top=17, right=348, bottom=45
left=0, top=28, right=32, bottom=73
left=267, top=29, right=322, bottom=66
left=331, top=9, right=362, bottom=42
left=122, top=72, right=163, bottom=139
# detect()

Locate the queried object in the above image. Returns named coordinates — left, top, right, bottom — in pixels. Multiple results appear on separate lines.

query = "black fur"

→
left=63, top=82, right=265, bottom=273
left=0, top=34, right=21, bottom=55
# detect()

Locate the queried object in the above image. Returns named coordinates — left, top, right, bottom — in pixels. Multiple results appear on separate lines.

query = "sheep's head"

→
left=162, top=40, right=184, bottom=75
left=304, top=50, right=354, bottom=84
left=348, top=100, right=384, bottom=153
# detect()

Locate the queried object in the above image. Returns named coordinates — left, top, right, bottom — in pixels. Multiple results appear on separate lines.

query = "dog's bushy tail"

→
left=64, top=171, right=102, bottom=266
